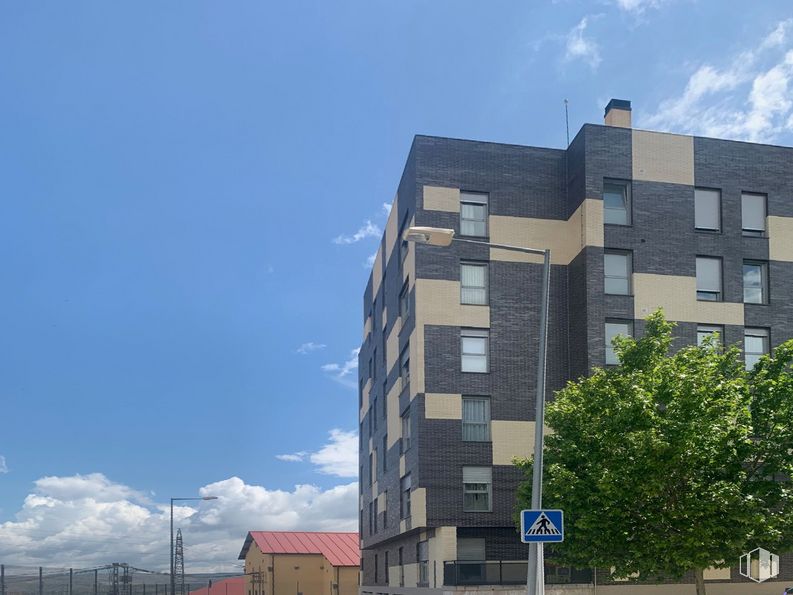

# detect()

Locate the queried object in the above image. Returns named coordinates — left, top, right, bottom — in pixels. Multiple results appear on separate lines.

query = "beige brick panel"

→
left=401, top=563, right=418, bottom=588
left=385, top=194, right=399, bottom=261
left=425, top=393, right=462, bottom=419
left=633, top=273, right=744, bottom=325
left=386, top=318, right=402, bottom=373
left=362, top=315, right=371, bottom=341
left=411, top=487, right=427, bottom=527
left=429, top=526, right=457, bottom=567
left=386, top=380, right=402, bottom=449
left=605, top=108, right=631, bottom=128
left=489, top=199, right=603, bottom=264
left=492, top=420, right=536, bottom=465
left=409, top=325, right=425, bottom=397
left=769, top=216, right=793, bottom=261
left=415, top=279, right=490, bottom=327
left=632, top=129, right=694, bottom=185
left=703, top=566, right=731, bottom=580
left=372, top=245, right=383, bottom=298
left=423, top=185, right=460, bottom=212
left=402, top=215, right=416, bottom=291
left=359, top=379, right=372, bottom=422
left=377, top=490, right=388, bottom=509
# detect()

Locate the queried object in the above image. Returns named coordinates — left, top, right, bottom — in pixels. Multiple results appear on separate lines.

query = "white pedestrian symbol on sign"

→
left=525, top=512, right=561, bottom=536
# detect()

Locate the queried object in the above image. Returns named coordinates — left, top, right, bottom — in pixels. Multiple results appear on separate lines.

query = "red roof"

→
left=238, top=531, right=360, bottom=567
left=189, top=577, right=245, bottom=595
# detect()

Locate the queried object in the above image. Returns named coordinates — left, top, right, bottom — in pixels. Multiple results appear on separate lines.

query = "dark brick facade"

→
left=358, top=126, right=793, bottom=591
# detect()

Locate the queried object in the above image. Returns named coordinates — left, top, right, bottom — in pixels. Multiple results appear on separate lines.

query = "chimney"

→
left=604, top=98, right=632, bottom=128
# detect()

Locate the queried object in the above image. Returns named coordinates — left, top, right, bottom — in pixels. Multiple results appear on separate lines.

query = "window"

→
left=372, top=348, right=377, bottom=379
left=368, top=357, right=373, bottom=380
left=373, top=498, right=378, bottom=533
left=461, top=329, right=489, bottom=373
left=457, top=538, right=486, bottom=561
left=382, top=434, right=388, bottom=472
left=417, top=541, right=429, bottom=586
left=399, top=280, right=410, bottom=319
left=696, top=257, right=722, bottom=301
left=372, top=397, right=378, bottom=431
left=368, top=501, right=373, bottom=535
left=382, top=490, right=388, bottom=529
left=695, top=188, right=721, bottom=231
left=374, top=553, right=379, bottom=583
left=369, top=453, right=373, bottom=484
left=462, top=396, right=491, bottom=441
left=605, top=320, right=633, bottom=365
left=603, top=180, right=631, bottom=225
left=697, top=325, right=723, bottom=347
left=742, top=192, right=766, bottom=236
left=463, top=466, right=492, bottom=512
left=400, top=345, right=410, bottom=387
left=743, top=261, right=768, bottom=304
left=401, top=411, right=411, bottom=453
left=461, top=262, right=488, bottom=305
left=399, top=211, right=410, bottom=263
left=400, top=475, right=411, bottom=518
left=382, top=391, right=387, bottom=419
left=460, top=192, right=488, bottom=237
left=382, top=327, right=387, bottom=364
left=368, top=409, right=373, bottom=437
left=384, top=551, right=389, bottom=585
left=745, top=328, right=770, bottom=369
left=372, top=447, right=378, bottom=481
left=604, top=251, right=632, bottom=295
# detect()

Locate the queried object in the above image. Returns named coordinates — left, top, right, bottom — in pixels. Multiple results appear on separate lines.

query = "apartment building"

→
left=357, top=99, right=793, bottom=594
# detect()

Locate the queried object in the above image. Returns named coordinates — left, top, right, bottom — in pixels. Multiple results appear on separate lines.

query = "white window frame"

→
left=400, top=345, right=410, bottom=387
left=744, top=328, right=770, bottom=370
left=463, top=466, right=492, bottom=512
left=400, top=474, right=412, bottom=518
left=462, top=396, right=491, bottom=442
left=460, top=192, right=489, bottom=237
left=461, top=328, right=489, bottom=373
left=605, top=320, right=633, bottom=366
left=460, top=261, right=489, bottom=305
left=742, top=192, right=767, bottom=237
left=694, top=188, right=721, bottom=232
left=604, top=250, right=632, bottom=295
left=697, top=324, right=723, bottom=347
left=696, top=256, right=723, bottom=302
left=603, top=180, right=631, bottom=226
left=743, top=261, right=768, bottom=304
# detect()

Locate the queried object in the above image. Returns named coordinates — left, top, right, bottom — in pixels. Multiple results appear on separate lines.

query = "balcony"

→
left=443, top=561, right=593, bottom=586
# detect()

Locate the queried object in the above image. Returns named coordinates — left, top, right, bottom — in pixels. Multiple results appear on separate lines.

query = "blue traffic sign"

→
left=520, top=509, right=564, bottom=543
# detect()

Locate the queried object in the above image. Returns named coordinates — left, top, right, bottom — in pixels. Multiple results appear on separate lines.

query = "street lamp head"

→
left=202, top=496, right=218, bottom=501
left=403, top=226, right=455, bottom=247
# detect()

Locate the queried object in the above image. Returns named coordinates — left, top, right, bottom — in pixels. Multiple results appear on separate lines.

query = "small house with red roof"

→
left=238, top=531, right=360, bottom=595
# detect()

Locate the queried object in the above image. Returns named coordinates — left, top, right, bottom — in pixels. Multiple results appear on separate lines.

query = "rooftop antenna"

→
left=564, top=99, right=570, bottom=147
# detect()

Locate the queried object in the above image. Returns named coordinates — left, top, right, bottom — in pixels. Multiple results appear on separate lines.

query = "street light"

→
left=404, top=226, right=551, bottom=595
left=171, top=496, right=218, bottom=595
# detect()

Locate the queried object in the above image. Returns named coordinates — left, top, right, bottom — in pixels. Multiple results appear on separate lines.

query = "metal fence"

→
left=0, top=564, right=241, bottom=595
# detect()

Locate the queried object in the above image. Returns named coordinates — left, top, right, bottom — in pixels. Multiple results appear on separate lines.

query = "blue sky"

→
left=1, top=0, right=792, bottom=570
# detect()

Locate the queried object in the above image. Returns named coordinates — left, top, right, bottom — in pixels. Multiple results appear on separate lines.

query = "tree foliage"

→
left=516, top=311, right=793, bottom=590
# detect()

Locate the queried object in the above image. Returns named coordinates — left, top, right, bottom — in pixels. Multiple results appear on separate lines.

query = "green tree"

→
left=516, top=311, right=793, bottom=595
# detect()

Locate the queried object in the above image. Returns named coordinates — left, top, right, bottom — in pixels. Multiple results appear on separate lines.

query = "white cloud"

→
left=382, top=202, right=392, bottom=216
left=365, top=253, right=377, bottom=268
left=277, top=429, right=358, bottom=479
left=0, top=456, right=7, bottom=474
left=275, top=452, right=307, bottom=462
left=0, top=473, right=357, bottom=571
left=308, top=430, right=358, bottom=478
left=612, top=0, right=667, bottom=12
left=296, top=342, right=326, bottom=355
left=321, top=348, right=359, bottom=388
left=564, top=17, right=601, bottom=70
left=642, top=19, right=793, bottom=143
left=332, top=220, right=381, bottom=245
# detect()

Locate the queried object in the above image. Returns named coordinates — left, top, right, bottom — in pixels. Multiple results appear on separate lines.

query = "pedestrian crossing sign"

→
left=520, top=509, right=564, bottom=543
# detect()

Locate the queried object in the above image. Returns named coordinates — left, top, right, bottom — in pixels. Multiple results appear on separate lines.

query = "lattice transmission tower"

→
left=174, top=529, right=186, bottom=595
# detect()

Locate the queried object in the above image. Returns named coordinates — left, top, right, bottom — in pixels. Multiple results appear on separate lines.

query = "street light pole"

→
left=403, top=227, right=551, bottom=595
left=170, top=496, right=218, bottom=595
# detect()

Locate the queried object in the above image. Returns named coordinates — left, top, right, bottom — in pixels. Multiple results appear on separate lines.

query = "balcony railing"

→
left=443, top=561, right=593, bottom=586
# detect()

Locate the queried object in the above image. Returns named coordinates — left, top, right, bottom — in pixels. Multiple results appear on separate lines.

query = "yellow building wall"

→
left=243, top=543, right=359, bottom=595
